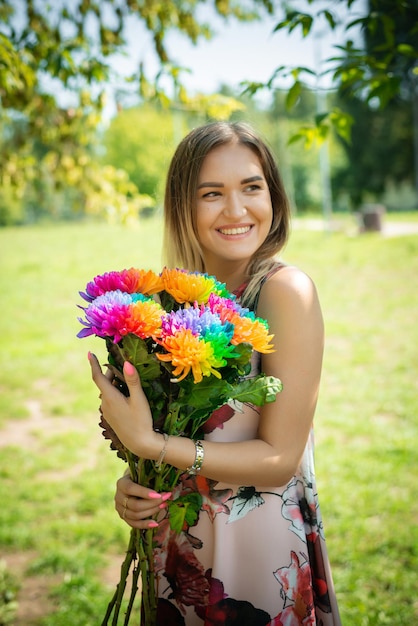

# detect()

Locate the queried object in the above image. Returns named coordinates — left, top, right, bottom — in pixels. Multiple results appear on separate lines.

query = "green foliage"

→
left=1, top=0, right=416, bottom=222
left=102, top=105, right=178, bottom=203
left=0, top=0, right=416, bottom=223
left=0, top=0, right=258, bottom=224
left=243, top=0, right=418, bottom=144
left=101, top=99, right=246, bottom=216
left=0, top=91, right=156, bottom=224
left=332, top=94, right=415, bottom=208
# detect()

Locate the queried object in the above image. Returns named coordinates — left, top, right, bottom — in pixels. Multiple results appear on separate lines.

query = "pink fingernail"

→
left=123, top=361, right=136, bottom=376
left=148, top=491, right=162, bottom=499
left=148, top=521, right=159, bottom=528
left=158, top=502, right=167, bottom=510
left=161, top=492, right=172, bottom=502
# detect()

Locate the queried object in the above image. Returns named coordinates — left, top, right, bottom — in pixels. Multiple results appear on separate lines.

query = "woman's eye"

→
left=244, top=184, right=260, bottom=192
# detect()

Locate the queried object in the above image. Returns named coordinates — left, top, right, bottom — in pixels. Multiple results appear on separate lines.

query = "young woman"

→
left=89, top=121, right=341, bottom=625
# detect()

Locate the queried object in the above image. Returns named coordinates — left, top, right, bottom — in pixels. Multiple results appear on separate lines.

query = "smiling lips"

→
left=217, top=225, right=252, bottom=236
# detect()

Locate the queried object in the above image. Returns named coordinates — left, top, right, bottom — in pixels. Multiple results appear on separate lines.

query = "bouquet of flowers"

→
left=77, top=267, right=282, bottom=625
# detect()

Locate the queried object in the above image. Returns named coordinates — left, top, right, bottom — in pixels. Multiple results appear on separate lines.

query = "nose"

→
left=223, top=191, right=247, bottom=218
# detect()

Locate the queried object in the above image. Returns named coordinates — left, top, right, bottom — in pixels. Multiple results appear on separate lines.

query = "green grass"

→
left=0, top=219, right=417, bottom=625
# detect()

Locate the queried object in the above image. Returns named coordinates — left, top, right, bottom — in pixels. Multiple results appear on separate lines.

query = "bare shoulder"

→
left=258, top=265, right=321, bottom=316
left=257, top=265, right=324, bottom=371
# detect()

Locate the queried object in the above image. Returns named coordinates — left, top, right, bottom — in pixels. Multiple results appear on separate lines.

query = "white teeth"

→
left=219, top=226, right=251, bottom=235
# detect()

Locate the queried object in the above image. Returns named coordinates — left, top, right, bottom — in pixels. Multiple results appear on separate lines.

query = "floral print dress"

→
left=152, top=272, right=341, bottom=626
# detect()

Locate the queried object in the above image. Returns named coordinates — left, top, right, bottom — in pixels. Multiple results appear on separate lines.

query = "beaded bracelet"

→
left=155, top=433, right=169, bottom=469
left=186, top=440, right=204, bottom=475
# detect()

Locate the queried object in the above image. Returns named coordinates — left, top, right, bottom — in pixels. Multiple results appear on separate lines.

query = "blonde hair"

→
left=163, top=121, right=291, bottom=309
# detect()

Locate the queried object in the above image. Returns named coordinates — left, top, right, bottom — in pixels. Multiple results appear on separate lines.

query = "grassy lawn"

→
left=0, top=217, right=417, bottom=625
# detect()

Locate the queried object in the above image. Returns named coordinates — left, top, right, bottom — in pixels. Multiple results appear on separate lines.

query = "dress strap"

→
left=252, top=262, right=285, bottom=315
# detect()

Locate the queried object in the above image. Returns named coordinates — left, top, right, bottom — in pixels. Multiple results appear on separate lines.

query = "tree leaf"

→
left=286, top=81, right=302, bottom=110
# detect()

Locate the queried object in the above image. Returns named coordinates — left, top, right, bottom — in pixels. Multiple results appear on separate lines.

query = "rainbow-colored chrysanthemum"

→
left=206, top=293, right=274, bottom=353
left=160, top=267, right=230, bottom=305
left=157, top=305, right=239, bottom=382
left=77, top=291, right=164, bottom=343
left=80, top=268, right=163, bottom=302
left=77, top=267, right=275, bottom=383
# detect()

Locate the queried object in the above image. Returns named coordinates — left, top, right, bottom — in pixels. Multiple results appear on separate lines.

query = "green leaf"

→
left=321, top=10, right=337, bottom=30
left=397, top=43, right=417, bottom=58
left=168, top=492, right=202, bottom=533
left=228, top=375, right=282, bottom=406
left=286, top=81, right=302, bottom=110
left=329, top=108, right=354, bottom=143
left=179, top=376, right=230, bottom=409
left=300, top=15, right=313, bottom=37
left=119, top=335, right=162, bottom=381
left=225, top=342, right=253, bottom=370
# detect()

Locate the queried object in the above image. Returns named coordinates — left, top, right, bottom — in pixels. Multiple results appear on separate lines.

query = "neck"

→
left=204, top=259, right=250, bottom=293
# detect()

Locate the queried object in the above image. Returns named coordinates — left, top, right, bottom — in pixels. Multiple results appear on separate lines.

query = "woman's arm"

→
left=90, top=265, right=324, bottom=488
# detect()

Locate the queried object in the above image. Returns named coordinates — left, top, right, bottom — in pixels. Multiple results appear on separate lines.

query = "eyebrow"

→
left=197, top=175, right=264, bottom=189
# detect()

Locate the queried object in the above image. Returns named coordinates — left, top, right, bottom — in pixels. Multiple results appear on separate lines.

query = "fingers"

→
left=116, top=496, right=163, bottom=529
left=88, top=352, right=142, bottom=406
left=89, top=351, right=124, bottom=390
left=114, top=475, right=172, bottom=529
left=123, top=361, right=140, bottom=386
left=88, top=352, right=107, bottom=391
left=105, top=367, right=114, bottom=381
left=122, top=361, right=145, bottom=411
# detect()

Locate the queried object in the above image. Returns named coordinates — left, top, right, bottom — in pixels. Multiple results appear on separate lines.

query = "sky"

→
left=105, top=2, right=362, bottom=115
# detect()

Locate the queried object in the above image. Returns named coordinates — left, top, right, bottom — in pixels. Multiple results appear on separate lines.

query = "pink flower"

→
left=273, top=551, right=315, bottom=624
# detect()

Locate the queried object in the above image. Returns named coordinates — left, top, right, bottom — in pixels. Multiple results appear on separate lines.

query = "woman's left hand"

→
left=88, top=352, right=160, bottom=459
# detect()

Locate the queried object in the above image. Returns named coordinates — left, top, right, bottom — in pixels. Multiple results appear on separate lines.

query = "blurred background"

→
left=0, top=1, right=417, bottom=624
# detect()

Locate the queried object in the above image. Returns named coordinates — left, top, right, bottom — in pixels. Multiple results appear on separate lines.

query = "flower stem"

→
left=100, top=528, right=137, bottom=625
left=123, top=560, right=141, bottom=625
left=136, top=530, right=154, bottom=624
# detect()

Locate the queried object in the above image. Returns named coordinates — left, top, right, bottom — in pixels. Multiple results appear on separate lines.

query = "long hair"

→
left=163, top=121, right=291, bottom=308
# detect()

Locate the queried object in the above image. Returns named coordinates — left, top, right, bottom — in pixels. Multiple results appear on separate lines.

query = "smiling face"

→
left=195, top=141, right=273, bottom=278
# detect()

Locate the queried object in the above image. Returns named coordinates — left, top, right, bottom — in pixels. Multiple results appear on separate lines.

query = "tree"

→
left=0, top=0, right=264, bottom=223
left=331, top=95, right=414, bottom=209
left=1, top=0, right=417, bottom=223
left=328, top=1, right=417, bottom=209
left=102, top=104, right=179, bottom=205
left=244, top=0, right=418, bottom=145
left=243, top=0, right=418, bottom=210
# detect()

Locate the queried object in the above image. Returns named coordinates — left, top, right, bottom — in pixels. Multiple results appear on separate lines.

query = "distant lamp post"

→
left=314, top=32, right=333, bottom=232
left=412, top=66, right=418, bottom=206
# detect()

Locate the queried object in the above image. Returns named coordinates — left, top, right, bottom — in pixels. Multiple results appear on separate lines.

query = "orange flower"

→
left=157, top=329, right=223, bottom=383
left=231, top=316, right=275, bottom=353
left=123, top=268, right=164, bottom=296
left=123, top=299, right=163, bottom=339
